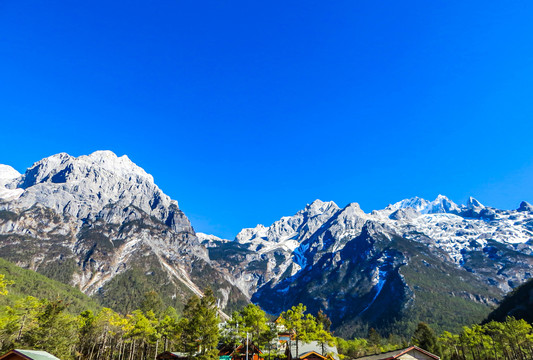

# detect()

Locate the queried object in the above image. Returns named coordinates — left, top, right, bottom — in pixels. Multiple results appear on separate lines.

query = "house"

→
left=353, top=346, right=440, bottom=360
left=156, top=351, right=189, bottom=360
left=286, top=341, right=339, bottom=360
left=0, top=349, right=61, bottom=360
left=218, top=342, right=264, bottom=360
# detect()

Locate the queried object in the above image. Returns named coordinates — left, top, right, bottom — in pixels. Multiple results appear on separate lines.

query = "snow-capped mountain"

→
left=206, top=195, right=533, bottom=336
left=7, top=151, right=192, bottom=234
left=0, top=165, right=24, bottom=202
left=0, top=151, right=246, bottom=313
left=1, top=151, right=532, bottom=337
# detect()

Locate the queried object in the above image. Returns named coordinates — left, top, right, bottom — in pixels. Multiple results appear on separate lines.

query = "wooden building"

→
left=353, top=346, right=440, bottom=360
left=0, top=350, right=60, bottom=360
left=286, top=341, right=339, bottom=360
left=219, top=342, right=263, bottom=360
left=156, top=351, right=190, bottom=360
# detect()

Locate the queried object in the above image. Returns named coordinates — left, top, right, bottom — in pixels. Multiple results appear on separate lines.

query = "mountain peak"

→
left=386, top=195, right=459, bottom=214
left=5, top=151, right=190, bottom=234
left=427, top=194, right=459, bottom=214
left=467, top=197, right=484, bottom=209
left=0, top=165, right=21, bottom=182
left=0, top=165, right=24, bottom=201
left=387, top=197, right=430, bottom=213
left=305, top=199, right=339, bottom=216
left=518, top=201, right=533, bottom=212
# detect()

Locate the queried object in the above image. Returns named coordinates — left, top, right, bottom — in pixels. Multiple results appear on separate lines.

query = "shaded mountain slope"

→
left=484, top=278, right=533, bottom=324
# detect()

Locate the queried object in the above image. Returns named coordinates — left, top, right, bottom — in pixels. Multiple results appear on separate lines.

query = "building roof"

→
left=0, top=350, right=61, bottom=360
left=156, top=351, right=190, bottom=359
left=287, top=341, right=339, bottom=360
left=353, top=346, right=440, bottom=360
left=234, top=343, right=263, bottom=355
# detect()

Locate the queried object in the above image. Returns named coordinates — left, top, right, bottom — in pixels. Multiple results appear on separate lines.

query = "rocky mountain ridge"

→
left=1, top=151, right=532, bottom=337
left=0, top=151, right=246, bottom=314
left=202, top=195, right=532, bottom=336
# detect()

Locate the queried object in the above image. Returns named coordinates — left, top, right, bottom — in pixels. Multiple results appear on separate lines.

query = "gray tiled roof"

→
left=14, top=350, right=61, bottom=360
left=287, top=341, right=339, bottom=360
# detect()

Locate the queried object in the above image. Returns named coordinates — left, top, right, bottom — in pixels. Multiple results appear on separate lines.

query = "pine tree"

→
left=180, top=289, right=220, bottom=360
left=411, top=322, right=440, bottom=356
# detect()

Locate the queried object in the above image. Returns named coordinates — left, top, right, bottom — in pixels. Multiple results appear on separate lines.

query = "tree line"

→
left=0, top=274, right=532, bottom=360
left=0, top=274, right=339, bottom=360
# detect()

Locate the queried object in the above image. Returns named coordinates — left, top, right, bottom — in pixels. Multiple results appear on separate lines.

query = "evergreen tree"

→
left=180, top=289, right=220, bottom=360
left=368, top=328, right=381, bottom=347
left=411, top=322, right=440, bottom=356
left=140, top=290, right=165, bottom=319
left=23, top=299, right=77, bottom=359
left=315, top=324, right=335, bottom=356
left=281, top=304, right=320, bottom=358
left=316, top=310, right=331, bottom=332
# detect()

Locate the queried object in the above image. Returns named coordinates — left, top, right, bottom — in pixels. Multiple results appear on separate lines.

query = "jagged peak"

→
left=427, top=194, right=459, bottom=214
left=386, top=196, right=430, bottom=213
left=21, top=151, right=153, bottom=188
left=385, top=195, right=459, bottom=214
left=467, top=196, right=484, bottom=209
left=345, top=202, right=364, bottom=212
left=304, top=199, right=339, bottom=216
left=235, top=200, right=340, bottom=244
left=518, top=201, right=533, bottom=212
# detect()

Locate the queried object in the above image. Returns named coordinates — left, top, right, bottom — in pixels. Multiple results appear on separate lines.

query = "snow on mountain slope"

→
left=234, top=200, right=340, bottom=253
left=385, top=194, right=460, bottom=214
left=209, top=195, right=532, bottom=335
left=230, top=197, right=529, bottom=336
left=376, top=197, right=533, bottom=272
left=0, top=165, right=24, bottom=202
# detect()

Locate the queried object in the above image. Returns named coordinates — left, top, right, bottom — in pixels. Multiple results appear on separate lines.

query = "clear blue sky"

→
left=1, top=1, right=532, bottom=238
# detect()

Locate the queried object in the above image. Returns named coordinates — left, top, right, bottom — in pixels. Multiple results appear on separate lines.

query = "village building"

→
left=218, top=342, right=263, bottom=360
left=156, top=351, right=189, bottom=360
left=353, top=346, right=440, bottom=360
left=0, top=350, right=60, bottom=360
left=286, top=341, right=339, bottom=360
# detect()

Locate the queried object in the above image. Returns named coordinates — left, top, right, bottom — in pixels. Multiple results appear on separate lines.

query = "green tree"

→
left=316, top=310, right=331, bottom=332
left=23, top=299, right=77, bottom=359
left=180, top=289, right=220, bottom=360
left=315, top=324, right=335, bottom=356
left=124, top=309, right=160, bottom=360
left=259, top=323, right=278, bottom=360
left=368, top=328, right=381, bottom=347
left=158, top=307, right=181, bottom=352
left=238, top=304, right=269, bottom=345
left=411, top=322, right=440, bottom=356
left=281, top=304, right=319, bottom=358
left=140, top=290, right=165, bottom=319
left=0, top=274, right=14, bottom=296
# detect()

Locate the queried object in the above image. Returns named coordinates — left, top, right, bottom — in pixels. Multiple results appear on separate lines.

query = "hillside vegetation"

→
left=0, top=257, right=99, bottom=314
left=484, top=277, right=533, bottom=324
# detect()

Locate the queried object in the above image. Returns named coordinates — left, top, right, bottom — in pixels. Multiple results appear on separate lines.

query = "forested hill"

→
left=484, top=278, right=533, bottom=324
left=0, top=257, right=99, bottom=314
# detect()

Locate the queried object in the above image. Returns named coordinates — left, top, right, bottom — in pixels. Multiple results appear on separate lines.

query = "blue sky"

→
left=1, top=1, right=532, bottom=238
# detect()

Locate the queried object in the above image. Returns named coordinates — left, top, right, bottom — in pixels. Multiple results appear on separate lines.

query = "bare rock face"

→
left=0, top=151, right=247, bottom=314
left=518, top=201, right=533, bottom=213
left=12, top=151, right=193, bottom=235
left=209, top=195, right=533, bottom=337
